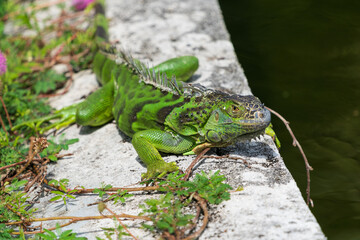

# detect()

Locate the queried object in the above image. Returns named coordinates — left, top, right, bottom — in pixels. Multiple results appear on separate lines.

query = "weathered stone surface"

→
left=31, top=0, right=326, bottom=239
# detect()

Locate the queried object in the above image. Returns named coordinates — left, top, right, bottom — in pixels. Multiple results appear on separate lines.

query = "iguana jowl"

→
left=14, top=0, right=275, bottom=179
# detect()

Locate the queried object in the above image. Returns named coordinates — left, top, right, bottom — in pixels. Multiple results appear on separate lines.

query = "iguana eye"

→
left=229, top=104, right=244, bottom=116
left=232, top=105, right=240, bottom=112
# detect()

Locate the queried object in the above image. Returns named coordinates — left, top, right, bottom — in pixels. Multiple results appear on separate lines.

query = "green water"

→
left=219, top=1, right=360, bottom=239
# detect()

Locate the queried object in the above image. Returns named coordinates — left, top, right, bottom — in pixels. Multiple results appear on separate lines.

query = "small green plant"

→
left=40, top=136, right=79, bottom=161
left=0, top=179, right=36, bottom=222
left=108, top=190, right=133, bottom=204
left=48, top=179, right=77, bottom=211
left=0, top=223, right=17, bottom=239
left=33, top=70, right=67, bottom=95
left=93, top=183, right=113, bottom=199
left=139, top=171, right=232, bottom=237
left=183, top=170, right=232, bottom=204
left=141, top=192, right=194, bottom=234
left=35, top=223, right=87, bottom=240
left=97, top=223, right=131, bottom=240
left=93, top=183, right=133, bottom=203
left=0, top=145, right=23, bottom=167
left=158, top=170, right=232, bottom=204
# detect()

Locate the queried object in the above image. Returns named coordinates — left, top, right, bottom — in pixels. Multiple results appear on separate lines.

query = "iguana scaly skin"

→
left=14, top=0, right=277, bottom=179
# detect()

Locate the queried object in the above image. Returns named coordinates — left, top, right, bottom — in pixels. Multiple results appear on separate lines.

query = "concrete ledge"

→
left=32, top=0, right=326, bottom=239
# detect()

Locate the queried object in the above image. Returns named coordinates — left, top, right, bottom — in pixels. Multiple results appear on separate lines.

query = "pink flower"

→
left=72, top=0, right=94, bottom=11
left=0, top=51, right=6, bottom=75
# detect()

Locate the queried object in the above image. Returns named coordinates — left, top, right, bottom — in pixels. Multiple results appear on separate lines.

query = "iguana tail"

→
left=94, top=0, right=109, bottom=44
left=92, top=0, right=117, bottom=85
left=91, top=1, right=198, bottom=86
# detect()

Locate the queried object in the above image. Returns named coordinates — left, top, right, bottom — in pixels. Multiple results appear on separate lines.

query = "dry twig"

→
left=0, top=96, right=12, bottom=129
left=0, top=114, right=8, bottom=134
left=8, top=214, right=150, bottom=235
left=102, top=205, right=139, bottom=240
left=183, top=194, right=209, bottom=240
left=0, top=160, right=28, bottom=171
left=183, top=148, right=211, bottom=181
left=265, top=106, right=313, bottom=206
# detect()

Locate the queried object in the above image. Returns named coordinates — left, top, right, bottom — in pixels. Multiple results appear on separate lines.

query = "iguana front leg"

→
left=183, top=142, right=229, bottom=156
left=265, top=124, right=281, bottom=148
left=132, top=130, right=196, bottom=179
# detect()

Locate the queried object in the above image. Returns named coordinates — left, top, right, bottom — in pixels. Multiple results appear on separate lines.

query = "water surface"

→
left=219, top=1, right=360, bottom=239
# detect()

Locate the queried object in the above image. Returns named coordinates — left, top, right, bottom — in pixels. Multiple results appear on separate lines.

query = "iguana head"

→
left=203, top=94, right=271, bottom=143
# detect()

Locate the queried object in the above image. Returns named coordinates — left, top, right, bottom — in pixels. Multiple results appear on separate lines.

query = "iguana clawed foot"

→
left=141, top=161, right=179, bottom=180
left=12, top=103, right=79, bottom=134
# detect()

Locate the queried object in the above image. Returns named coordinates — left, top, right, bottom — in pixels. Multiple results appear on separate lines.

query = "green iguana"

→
left=13, top=0, right=279, bottom=179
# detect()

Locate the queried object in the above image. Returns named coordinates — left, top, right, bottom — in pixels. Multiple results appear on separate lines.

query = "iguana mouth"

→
left=230, top=129, right=265, bottom=143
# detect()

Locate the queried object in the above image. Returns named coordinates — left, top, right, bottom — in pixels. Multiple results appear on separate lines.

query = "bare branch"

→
left=8, top=214, right=150, bottom=235
left=0, top=96, right=12, bottom=129
left=103, top=205, right=139, bottom=240
left=265, top=106, right=313, bottom=206
left=183, top=194, right=209, bottom=240
left=183, top=148, right=211, bottom=181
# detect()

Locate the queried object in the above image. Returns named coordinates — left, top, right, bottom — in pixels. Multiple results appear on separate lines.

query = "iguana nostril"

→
left=255, top=111, right=264, bottom=119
